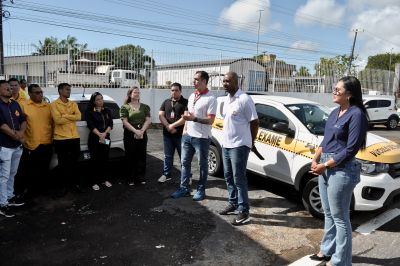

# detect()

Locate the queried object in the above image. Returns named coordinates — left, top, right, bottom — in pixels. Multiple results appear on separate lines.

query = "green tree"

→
left=298, top=66, right=310, bottom=76
left=314, top=55, right=355, bottom=77
left=32, top=37, right=59, bottom=55
left=366, top=53, right=400, bottom=71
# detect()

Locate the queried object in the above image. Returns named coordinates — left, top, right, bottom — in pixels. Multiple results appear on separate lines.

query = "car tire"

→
left=386, top=116, right=399, bottom=130
left=208, top=145, right=222, bottom=177
left=302, top=177, right=324, bottom=219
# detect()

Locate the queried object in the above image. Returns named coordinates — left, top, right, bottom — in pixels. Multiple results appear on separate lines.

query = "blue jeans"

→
left=180, top=135, right=210, bottom=191
left=163, top=134, right=182, bottom=177
left=222, top=146, right=250, bottom=213
left=319, top=153, right=360, bottom=266
left=0, top=145, right=23, bottom=206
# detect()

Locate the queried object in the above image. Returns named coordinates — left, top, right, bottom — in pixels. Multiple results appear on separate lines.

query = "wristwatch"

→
left=324, top=162, right=329, bottom=168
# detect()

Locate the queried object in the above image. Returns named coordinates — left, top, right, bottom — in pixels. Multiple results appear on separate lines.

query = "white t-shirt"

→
left=222, top=89, right=258, bottom=148
left=186, top=90, right=217, bottom=139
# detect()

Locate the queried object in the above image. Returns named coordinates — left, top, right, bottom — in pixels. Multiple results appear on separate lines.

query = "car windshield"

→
left=286, top=103, right=331, bottom=135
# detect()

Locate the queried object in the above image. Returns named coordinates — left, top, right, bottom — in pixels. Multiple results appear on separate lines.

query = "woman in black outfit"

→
left=85, top=92, right=113, bottom=191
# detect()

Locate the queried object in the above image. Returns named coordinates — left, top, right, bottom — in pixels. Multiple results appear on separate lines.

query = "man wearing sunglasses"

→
left=158, top=82, right=188, bottom=183
left=16, top=84, right=53, bottom=201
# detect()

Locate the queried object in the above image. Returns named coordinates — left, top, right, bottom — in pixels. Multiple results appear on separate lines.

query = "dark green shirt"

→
left=120, top=103, right=151, bottom=128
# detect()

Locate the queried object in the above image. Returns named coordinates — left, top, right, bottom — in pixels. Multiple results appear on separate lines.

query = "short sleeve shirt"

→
left=160, top=96, right=188, bottom=136
left=186, top=90, right=217, bottom=139
left=0, top=99, right=26, bottom=148
left=222, top=89, right=258, bottom=148
left=120, top=103, right=151, bottom=129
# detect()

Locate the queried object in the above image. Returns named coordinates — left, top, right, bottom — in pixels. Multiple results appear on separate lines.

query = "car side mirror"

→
left=272, top=122, right=294, bottom=137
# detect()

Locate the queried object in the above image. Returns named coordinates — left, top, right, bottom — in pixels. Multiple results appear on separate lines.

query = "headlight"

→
left=361, top=161, right=390, bottom=174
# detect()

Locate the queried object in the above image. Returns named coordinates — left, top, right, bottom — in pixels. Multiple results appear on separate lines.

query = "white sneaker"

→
left=92, top=184, right=100, bottom=191
left=104, top=181, right=112, bottom=187
left=158, top=175, right=171, bottom=183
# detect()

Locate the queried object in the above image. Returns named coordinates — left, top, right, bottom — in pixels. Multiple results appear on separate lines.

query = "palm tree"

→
left=32, top=37, right=59, bottom=55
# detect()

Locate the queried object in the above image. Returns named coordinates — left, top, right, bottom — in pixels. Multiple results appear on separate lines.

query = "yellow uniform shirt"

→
left=19, top=89, right=28, bottom=100
left=12, top=94, right=27, bottom=106
left=50, top=98, right=81, bottom=140
left=20, top=100, right=53, bottom=150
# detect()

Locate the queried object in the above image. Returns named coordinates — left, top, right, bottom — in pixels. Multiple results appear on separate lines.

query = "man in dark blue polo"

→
left=0, top=80, right=26, bottom=218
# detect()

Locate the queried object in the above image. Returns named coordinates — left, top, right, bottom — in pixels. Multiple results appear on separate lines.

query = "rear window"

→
left=378, top=100, right=391, bottom=108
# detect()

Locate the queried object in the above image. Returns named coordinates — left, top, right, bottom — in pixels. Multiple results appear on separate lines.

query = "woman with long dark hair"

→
left=85, top=92, right=113, bottom=191
left=120, top=87, right=151, bottom=185
left=310, top=76, right=368, bottom=266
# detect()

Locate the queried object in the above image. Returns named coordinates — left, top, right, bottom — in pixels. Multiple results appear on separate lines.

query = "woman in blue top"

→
left=310, top=76, right=368, bottom=266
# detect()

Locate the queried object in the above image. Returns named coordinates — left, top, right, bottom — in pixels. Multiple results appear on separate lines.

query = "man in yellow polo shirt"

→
left=9, top=78, right=27, bottom=105
left=16, top=84, right=53, bottom=199
left=50, top=83, right=81, bottom=194
left=19, top=79, right=28, bottom=100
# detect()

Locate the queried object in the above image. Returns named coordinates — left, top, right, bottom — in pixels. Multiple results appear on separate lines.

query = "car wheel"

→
left=386, top=116, right=399, bottom=129
left=302, top=177, right=324, bottom=219
left=208, top=145, right=222, bottom=176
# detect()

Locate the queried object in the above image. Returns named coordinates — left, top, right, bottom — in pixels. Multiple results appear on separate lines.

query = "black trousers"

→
left=15, top=144, right=53, bottom=196
left=123, top=130, right=147, bottom=183
left=53, top=138, right=80, bottom=187
left=88, top=133, right=110, bottom=185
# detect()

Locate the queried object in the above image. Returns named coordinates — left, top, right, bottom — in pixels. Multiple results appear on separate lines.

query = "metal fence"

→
left=3, top=43, right=399, bottom=96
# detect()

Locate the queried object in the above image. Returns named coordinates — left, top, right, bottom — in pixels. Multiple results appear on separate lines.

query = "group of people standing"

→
left=0, top=72, right=368, bottom=265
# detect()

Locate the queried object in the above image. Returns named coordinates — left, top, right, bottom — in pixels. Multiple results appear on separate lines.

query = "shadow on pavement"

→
left=0, top=153, right=291, bottom=266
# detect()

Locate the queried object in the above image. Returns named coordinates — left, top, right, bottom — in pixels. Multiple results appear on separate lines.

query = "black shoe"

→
left=309, top=254, right=331, bottom=261
left=0, top=206, right=15, bottom=218
left=219, top=204, right=238, bottom=215
left=231, top=212, right=250, bottom=226
left=8, top=196, right=25, bottom=207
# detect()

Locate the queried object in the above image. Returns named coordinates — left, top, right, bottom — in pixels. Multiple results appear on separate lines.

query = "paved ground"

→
left=0, top=127, right=399, bottom=266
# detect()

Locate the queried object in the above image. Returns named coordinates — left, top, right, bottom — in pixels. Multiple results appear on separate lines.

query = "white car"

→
left=45, top=94, right=125, bottom=168
left=363, top=96, right=399, bottom=129
left=209, top=95, right=400, bottom=219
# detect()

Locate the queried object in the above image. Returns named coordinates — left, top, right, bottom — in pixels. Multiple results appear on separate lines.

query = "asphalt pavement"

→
left=1, top=127, right=399, bottom=266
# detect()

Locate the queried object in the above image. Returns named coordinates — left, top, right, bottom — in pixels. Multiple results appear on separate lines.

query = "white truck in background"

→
left=47, top=65, right=140, bottom=88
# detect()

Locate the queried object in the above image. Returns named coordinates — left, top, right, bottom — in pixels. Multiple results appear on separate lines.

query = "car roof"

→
left=243, top=94, right=321, bottom=106
left=45, top=93, right=116, bottom=103
left=362, top=95, right=395, bottom=101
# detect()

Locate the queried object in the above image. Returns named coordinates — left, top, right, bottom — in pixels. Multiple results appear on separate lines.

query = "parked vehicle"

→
left=45, top=94, right=125, bottom=169
left=363, top=96, right=398, bottom=129
left=209, top=95, right=400, bottom=219
left=47, top=65, right=140, bottom=88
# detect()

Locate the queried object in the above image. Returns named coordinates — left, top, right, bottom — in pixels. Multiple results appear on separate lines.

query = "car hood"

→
left=356, top=132, right=400, bottom=163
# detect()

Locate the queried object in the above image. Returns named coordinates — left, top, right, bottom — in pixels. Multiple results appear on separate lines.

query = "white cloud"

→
left=347, top=0, right=400, bottom=11
left=218, top=0, right=271, bottom=33
left=294, top=0, right=345, bottom=27
left=289, top=40, right=320, bottom=52
left=351, top=6, right=400, bottom=64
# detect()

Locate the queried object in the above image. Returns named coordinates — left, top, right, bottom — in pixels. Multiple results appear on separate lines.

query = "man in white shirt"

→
left=171, top=71, right=217, bottom=201
left=218, top=72, right=259, bottom=226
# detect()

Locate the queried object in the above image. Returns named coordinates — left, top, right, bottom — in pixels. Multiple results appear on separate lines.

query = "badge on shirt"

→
left=15, top=110, right=20, bottom=117
left=170, top=110, right=175, bottom=119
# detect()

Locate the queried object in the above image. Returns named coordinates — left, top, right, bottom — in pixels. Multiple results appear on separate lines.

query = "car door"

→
left=248, top=103, right=295, bottom=184
left=365, top=100, right=379, bottom=122
left=377, top=100, right=392, bottom=121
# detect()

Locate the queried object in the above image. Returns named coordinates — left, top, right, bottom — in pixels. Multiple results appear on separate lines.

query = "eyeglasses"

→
left=332, top=88, right=346, bottom=95
left=31, top=91, right=43, bottom=95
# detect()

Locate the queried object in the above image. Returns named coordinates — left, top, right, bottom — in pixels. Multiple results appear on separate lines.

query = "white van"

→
left=209, top=95, right=400, bottom=219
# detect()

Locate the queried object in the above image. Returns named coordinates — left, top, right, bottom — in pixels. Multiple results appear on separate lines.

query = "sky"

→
left=2, top=0, right=400, bottom=71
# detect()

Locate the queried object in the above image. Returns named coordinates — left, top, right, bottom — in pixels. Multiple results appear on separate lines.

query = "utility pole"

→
left=0, top=1, right=4, bottom=76
left=256, top=9, right=263, bottom=60
left=348, top=29, right=362, bottom=75
left=0, top=0, right=13, bottom=77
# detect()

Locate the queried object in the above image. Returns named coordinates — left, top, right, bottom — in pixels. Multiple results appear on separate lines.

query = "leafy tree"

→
left=298, top=66, right=310, bottom=76
left=32, top=35, right=88, bottom=55
left=32, top=37, right=59, bottom=55
left=314, top=55, right=355, bottom=77
left=366, top=53, right=400, bottom=71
